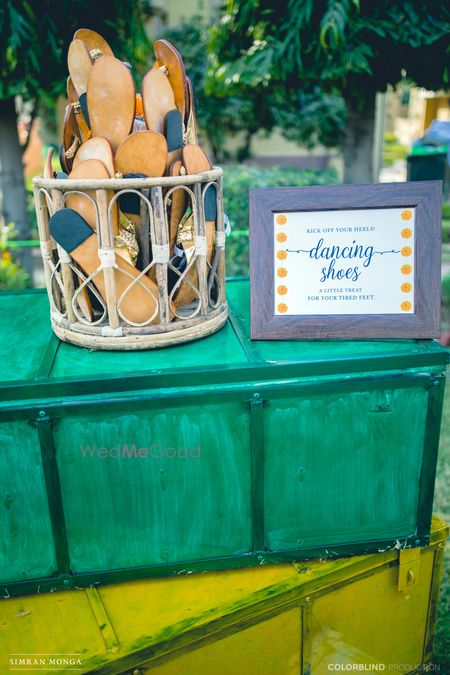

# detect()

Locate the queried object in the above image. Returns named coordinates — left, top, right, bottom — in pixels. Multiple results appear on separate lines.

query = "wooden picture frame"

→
left=249, top=181, right=442, bottom=339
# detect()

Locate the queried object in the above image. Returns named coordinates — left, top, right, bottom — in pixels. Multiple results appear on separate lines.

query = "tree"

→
left=0, top=0, right=154, bottom=272
left=163, top=15, right=273, bottom=163
left=164, top=13, right=345, bottom=163
left=207, top=1, right=450, bottom=182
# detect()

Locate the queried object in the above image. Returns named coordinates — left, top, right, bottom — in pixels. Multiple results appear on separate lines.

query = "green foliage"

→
left=0, top=223, right=30, bottom=290
left=163, top=15, right=271, bottom=161
left=442, top=220, right=450, bottom=244
left=208, top=1, right=450, bottom=149
left=442, top=204, right=450, bottom=244
left=383, top=132, right=408, bottom=167
left=165, top=13, right=347, bottom=154
left=223, top=164, right=338, bottom=276
left=442, top=274, right=450, bottom=307
left=0, top=0, right=155, bottom=103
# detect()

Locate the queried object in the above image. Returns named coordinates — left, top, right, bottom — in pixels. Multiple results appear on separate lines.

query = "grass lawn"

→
left=433, top=376, right=450, bottom=669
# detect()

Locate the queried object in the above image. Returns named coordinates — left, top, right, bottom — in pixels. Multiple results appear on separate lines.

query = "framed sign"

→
left=249, top=181, right=442, bottom=339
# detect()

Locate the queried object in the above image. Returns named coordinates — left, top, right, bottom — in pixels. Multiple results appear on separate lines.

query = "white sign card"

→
left=273, top=208, right=415, bottom=316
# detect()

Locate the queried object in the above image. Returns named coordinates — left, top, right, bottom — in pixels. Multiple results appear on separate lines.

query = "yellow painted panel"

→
left=311, top=549, right=434, bottom=671
left=146, top=607, right=301, bottom=675
left=0, top=518, right=446, bottom=675
left=0, top=589, right=106, bottom=675
left=95, top=564, right=302, bottom=649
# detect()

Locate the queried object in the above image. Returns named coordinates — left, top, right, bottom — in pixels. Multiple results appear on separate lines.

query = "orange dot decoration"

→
left=401, top=282, right=412, bottom=293
left=401, top=209, right=413, bottom=221
left=401, top=301, right=412, bottom=312
left=277, top=285, right=288, bottom=295
left=276, top=214, right=287, bottom=225
left=277, top=250, right=287, bottom=260
left=401, top=228, right=412, bottom=239
left=277, top=268, right=288, bottom=278
left=401, top=264, right=412, bottom=275
left=401, top=246, right=412, bottom=257
left=277, top=232, right=287, bottom=243
left=277, top=303, right=288, bottom=313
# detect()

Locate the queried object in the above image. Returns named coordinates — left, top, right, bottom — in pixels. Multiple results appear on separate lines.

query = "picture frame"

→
left=249, top=181, right=442, bottom=340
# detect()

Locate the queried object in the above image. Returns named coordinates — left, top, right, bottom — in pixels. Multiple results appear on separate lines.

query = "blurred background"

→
left=1, top=1, right=449, bottom=292
left=0, top=2, right=449, bottom=666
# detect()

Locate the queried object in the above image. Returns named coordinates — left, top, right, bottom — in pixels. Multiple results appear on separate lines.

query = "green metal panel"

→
left=263, top=383, right=428, bottom=550
left=0, top=421, right=56, bottom=583
left=1, top=282, right=448, bottom=406
left=226, top=279, right=449, bottom=367
left=50, top=322, right=247, bottom=380
left=0, top=292, right=53, bottom=383
left=53, top=400, right=251, bottom=571
left=0, top=281, right=448, bottom=597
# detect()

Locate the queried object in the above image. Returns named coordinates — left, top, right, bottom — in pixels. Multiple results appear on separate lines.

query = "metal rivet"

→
left=253, top=393, right=260, bottom=399
left=305, top=596, right=311, bottom=603
left=433, top=380, right=440, bottom=386
left=63, top=580, right=69, bottom=585
left=39, top=411, right=46, bottom=417
left=415, top=539, right=421, bottom=546
left=132, top=670, right=141, bottom=675
left=257, top=555, right=263, bottom=561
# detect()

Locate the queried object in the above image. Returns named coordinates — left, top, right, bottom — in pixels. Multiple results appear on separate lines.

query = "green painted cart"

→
left=0, top=279, right=448, bottom=597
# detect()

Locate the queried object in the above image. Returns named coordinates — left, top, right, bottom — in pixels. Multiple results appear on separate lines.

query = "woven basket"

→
left=32, top=169, right=227, bottom=350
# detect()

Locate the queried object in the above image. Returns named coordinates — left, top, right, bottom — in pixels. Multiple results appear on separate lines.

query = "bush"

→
left=443, top=203, right=450, bottom=244
left=222, top=164, right=338, bottom=277
left=442, top=274, right=450, bottom=308
left=0, top=223, right=30, bottom=291
left=383, top=132, right=408, bottom=167
left=443, top=220, right=450, bottom=244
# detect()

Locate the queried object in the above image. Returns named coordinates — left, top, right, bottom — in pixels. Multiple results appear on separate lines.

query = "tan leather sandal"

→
left=153, top=40, right=187, bottom=120
left=66, top=76, right=77, bottom=104
left=62, top=104, right=81, bottom=172
left=115, top=131, right=168, bottom=274
left=73, top=137, right=115, bottom=177
left=73, top=28, right=114, bottom=59
left=67, top=39, right=93, bottom=97
left=114, top=131, right=167, bottom=177
left=142, top=67, right=175, bottom=135
left=169, top=159, right=186, bottom=253
left=87, top=55, right=135, bottom=153
left=65, top=76, right=90, bottom=142
left=66, top=159, right=118, bottom=235
left=173, top=145, right=215, bottom=307
left=49, top=209, right=165, bottom=325
left=184, top=77, right=198, bottom=145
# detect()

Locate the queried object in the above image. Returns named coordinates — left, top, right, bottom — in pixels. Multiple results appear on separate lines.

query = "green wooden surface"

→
left=0, top=280, right=448, bottom=397
left=0, top=293, right=53, bottom=383
left=0, top=280, right=447, bottom=596
left=226, top=280, right=449, bottom=365
left=51, top=322, right=247, bottom=379
left=53, top=401, right=251, bottom=572
left=264, top=385, right=427, bottom=549
left=0, top=422, right=56, bottom=583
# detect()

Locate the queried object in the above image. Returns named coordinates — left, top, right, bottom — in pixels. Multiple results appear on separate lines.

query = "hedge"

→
left=222, top=164, right=338, bottom=277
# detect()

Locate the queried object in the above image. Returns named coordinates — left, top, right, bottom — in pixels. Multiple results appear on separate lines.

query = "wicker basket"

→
left=32, top=169, right=227, bottom=350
